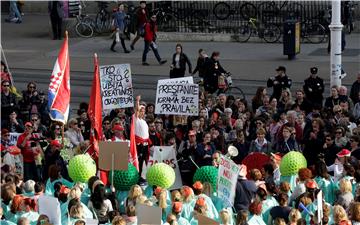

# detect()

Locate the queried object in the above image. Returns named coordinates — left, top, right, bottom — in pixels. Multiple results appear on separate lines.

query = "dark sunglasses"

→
left=29, top=86, right=36, bottom=89
left=2, top=84, right=10, bottom=87
left=32, top=119, right=38, bottom=122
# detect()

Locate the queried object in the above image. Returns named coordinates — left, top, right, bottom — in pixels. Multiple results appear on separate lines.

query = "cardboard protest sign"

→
left=100, top=64, right=133, bottom=109
left=9, top=132, right=21, bottom=146
left=317, top=190, right=323, bottom=221
left=197, top=214, right=220, bottom=225
left=136, top=204, right=162, bottom=225
left=157, top=76, right=193, bottom=85
left=217, top=155, right=240, bottom=208
left=147, top=146, right=183, bottom=190
left=98, top=141, right=128, bottom=171
left=155, top=82, right=199, bottom=116
left=38, top=195, right=61, bottom=225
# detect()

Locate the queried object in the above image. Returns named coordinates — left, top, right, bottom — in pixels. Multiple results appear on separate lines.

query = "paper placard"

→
left=157, top=76, right=193, bottom=85
left=85, top=218, right=99, bottom=225
left=9, top=132, right=21, bottom=146
left=155, top=82, right=199, bottom=116
left=38, top=195, right=61, bottom=225
left=317, top=190, right=323, bottom=221
left=100, top=64, right=134, bottom=109
left=217, top=155, right=240, bottom=208
left=136, top=204, right=162, bottom=225
left=99, top=141, right=128, bottom=171
left=197, top=214, right=220, bottom=225
left=147, top=146, right=183, bottom=190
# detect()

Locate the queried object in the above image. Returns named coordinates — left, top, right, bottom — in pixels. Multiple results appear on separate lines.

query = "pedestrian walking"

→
left=48, top=1, right=64, bottom=40
left=267, top=66, right=292, bottom=100
left=192, top=49, right=209, bottom=79
left=142, top=15, right=167, bottom=66
left=203, top=51, right=228, bottom=94
left=303, top=67, right=324, bottom=107
left=169, top=44, right=192, bottom=78
left=110, top=3, right=130, bottom=53
left=5, top=0, right=22, bottom=24
left=130, top=1, right=149, bottom=51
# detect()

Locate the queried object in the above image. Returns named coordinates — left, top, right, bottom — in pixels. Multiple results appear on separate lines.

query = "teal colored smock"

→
left=45, top=178, right=74, bottom=196
left=176, top=215, right=191, bottom=225
left=144, top=186, right=172, bottom=202
left=194, top=194, right=219, bottom=221
left=303, top=200, right=334, bottom=225
left=1, top=202, right=11, bottom=221
left=7, top=211, right=39, bottom=225
left=23, top=191, right=34, bottom=197
left=80, top=183, right=91, bottom=205
left=261, top=196, right=278, bottom=223
left=116, top=190, right=129, bottom=214
left=314, top=176, right=336, bottom=204
left=181, top=199, right=196, bottom=221
left=60, top=200, right=94, bottom=224
left=248, top=214, right=266, bottom=225
left=280, top=174, right=298, bottom=192
left=0, top=220, right=16, bottom=225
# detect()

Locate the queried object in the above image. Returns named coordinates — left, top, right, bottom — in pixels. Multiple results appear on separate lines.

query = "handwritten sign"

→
left=147, top=146, right=183, bottom=190
left=9, top=133, right=21, bottom=146
left=157, top=76, right=193, bottom=85
left=155, top=82, right=199, bottom=116
left=100, top=64, right=134, bottom=109
left=217, top=155, right=240, bottom=208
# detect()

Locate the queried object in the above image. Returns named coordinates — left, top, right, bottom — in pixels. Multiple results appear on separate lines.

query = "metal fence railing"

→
left=147, top=1, right=343, bottom=34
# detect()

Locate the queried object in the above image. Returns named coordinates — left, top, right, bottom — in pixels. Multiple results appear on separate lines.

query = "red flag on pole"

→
left=130, top=115, right=139, bottom=171
left=87, top=53, right=103, bottom=159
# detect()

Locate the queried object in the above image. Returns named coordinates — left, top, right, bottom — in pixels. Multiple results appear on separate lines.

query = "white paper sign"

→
left=38, top=195, right=61, bottom=225
left=100, top=64, right=134, bottom=109
left=157, top=76, right=193, bottom=85
left=217, top=155, right=240, bottom=208
left=148, top=146, right=183, bottom=190
left=155, top=82, right=199, bottom=116
left=317, top=190, right=323, bottom=221
left=9, top=133, right=21, bottom=146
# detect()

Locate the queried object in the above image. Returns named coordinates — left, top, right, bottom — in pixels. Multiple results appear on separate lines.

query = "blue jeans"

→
left=9, top=0, right=22, bottom=21
left=142, top=41, right=161, bottom=63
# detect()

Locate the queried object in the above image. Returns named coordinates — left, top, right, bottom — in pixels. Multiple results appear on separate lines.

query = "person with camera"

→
left=16, top=122, right=41, bottom=182
left=30, top=113, right=47, bottom=137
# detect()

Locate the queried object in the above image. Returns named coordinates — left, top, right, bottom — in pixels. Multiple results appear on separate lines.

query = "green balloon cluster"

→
left=109, top=164, right=139, bottom=191
left=193, top=166, right=218, bottom=190
left=280, top=151, right=307, bottom=176
left=68, top=154, right=97, bottom=183
left=146, top=163, right=175, bottom=189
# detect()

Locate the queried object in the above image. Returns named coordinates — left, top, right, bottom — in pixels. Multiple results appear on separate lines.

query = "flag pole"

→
left=62, top=123, right=65, bottom=148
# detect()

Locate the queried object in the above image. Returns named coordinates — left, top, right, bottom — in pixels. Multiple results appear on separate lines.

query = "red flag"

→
left=130, top=115, right=139, bottom=171
left=87, top=54, right=102, bottom=159
left=48, top=34, right=70, bottom=124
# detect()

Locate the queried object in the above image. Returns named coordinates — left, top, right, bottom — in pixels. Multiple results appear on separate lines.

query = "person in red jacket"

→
left=142, top=14, right=167, bottom=66
left=16, top=122, right=41, bottom=181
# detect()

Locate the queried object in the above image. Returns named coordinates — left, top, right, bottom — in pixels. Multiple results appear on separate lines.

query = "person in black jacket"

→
left=203, top=51, right=227, bottom=94
left=48, top=1, right=64, bottom=40
left=267, top=66, right=292, bottom=100
left=192, top=49, right=209, bottom=79
left=303, top=67, right=324, bottom=107
left=169, top=44, right=192, bottom=78
left=234, top=164, right=258, bottom=212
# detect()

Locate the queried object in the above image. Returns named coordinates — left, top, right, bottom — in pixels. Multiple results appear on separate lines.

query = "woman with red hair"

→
left=7, top=195, right=39, bottom=224
left=248, top=199, right=266, bottom=225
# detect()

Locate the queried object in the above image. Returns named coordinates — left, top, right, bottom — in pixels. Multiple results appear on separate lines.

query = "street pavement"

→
left=2, top=14, right=359, bottom=116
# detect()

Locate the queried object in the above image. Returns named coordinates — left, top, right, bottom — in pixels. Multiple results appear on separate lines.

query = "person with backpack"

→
left=142, top=14, right=167, bottom=66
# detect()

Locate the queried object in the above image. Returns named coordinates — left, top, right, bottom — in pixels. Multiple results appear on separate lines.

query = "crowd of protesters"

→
left=1, top=50, right=360, bottom=225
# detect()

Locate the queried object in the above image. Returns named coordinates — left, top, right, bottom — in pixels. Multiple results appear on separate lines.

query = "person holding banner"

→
left=134, top=96, right=149, bottom=183
left=169, top=44, right=192, bottom=79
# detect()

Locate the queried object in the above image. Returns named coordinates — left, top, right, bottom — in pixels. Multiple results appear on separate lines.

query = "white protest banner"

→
left=217, top=155, right=240, bottom=208
left=38, top=195, right=61, bottom=225
left=9, top=133, right=21, bottom=146
left=317, top=190, right=323, bottom=222
left=157, top=76, right=193, bottom=85
left=148, top=146, right=183, bottom=190
left=155, top=82, right=199, bottom=116
left=100, top=64, right=134, bottom=109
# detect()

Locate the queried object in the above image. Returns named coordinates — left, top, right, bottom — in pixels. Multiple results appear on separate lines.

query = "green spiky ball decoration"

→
left=68, top=154, right=97, bottom=183
left=109, top=164, right=139, bottom=191
left=146, top=163, right=175, bottom=189
left=280, top=151, right=307, bottom=176
left=193, top=166, right=218, bottom=190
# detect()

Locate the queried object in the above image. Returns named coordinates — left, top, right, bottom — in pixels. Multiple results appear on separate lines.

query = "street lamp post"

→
left=329, top=0, right=343, bottom=89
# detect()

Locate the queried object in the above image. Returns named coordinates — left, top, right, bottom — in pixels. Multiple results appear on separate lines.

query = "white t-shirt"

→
left=135, top=117, right=149, bottom=139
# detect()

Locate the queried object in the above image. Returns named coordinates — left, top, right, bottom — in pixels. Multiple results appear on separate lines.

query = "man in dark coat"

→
left=48, top=1, right=64, bottom=40
left=267, top=66, right=292, bottom=100
left=350, top=73, right=360, bottom=104
left=234, top=165, right=258, bottom=211
left=203, top=51, right=227, bottom=94
left=303, top=67, right=325, bottom=107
